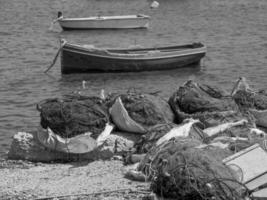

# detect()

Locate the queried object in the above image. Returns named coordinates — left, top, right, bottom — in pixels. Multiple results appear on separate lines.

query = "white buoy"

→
left=150, top=1, right=159, bottom=9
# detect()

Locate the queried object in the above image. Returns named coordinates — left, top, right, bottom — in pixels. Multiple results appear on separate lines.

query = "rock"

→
left=95, top=132, right=140, bottom=159
left=8, top=131, right=140, bottom=163
left=7, top=131, right=92, bottom=162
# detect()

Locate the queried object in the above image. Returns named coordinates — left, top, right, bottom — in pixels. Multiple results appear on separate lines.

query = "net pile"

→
left=37, top=95, right=109, bottom=139
left=138, top=138, right=246, bottom=199
left=168, top=80, right=242, bottom=126
left=233, top=90, right=267, bottom=111
left=135, top=122, right=207, bottom=154
left=169, top=80, right=237, bottom=114
left=134, top=123, right=175, bottom=153
left=107, top=92, right=174, bottom=128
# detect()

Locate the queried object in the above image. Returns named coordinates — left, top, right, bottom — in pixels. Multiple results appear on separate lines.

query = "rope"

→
left=49, top=16, right=63, bottom=31
left=143, top=138, right=247, bottom=199
left=44, top=40, right=66, bottom=73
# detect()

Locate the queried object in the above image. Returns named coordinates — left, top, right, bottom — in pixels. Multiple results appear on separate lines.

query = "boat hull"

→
left=61, top=43, right=206, bottom=74
left=58, top=15, right=150, bottom=30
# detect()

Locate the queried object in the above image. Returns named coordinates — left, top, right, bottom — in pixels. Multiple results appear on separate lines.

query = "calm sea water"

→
left=0, top=0, right=266, bottom=157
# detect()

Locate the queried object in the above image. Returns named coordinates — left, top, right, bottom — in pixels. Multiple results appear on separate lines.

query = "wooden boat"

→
left=56, top=12, right=150, bottom=30
left=60, top=40, right=207, bottom=74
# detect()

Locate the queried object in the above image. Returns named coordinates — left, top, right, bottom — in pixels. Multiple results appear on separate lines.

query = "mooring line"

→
left=44, top=39, right=66, bottom=73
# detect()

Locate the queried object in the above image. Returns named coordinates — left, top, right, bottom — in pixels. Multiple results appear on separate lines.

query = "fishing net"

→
left=230, top=77, right=267, bottom=111
left=138, top=138, right=246, bottom=200
left=37, top=94, right=109, bottom=139
left=107, top=91, right=174, bottom=131
left=226, top=130, right=267, bottom=153
left=173, top=109, right=247, bottom=129
left=199, top=84, right=229, bottom=99
left=231, top=78, right=267, bottom=128
left=233, top=90, right=267, bottom=111
left=169, top=80, right=238, bottom=124
left=134, top=122, right=207, bottom=154
left=134, top=123, right=175, bottom=153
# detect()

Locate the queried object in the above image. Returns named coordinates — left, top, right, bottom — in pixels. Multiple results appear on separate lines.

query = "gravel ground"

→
left=0, top=159, right=150, bottom=200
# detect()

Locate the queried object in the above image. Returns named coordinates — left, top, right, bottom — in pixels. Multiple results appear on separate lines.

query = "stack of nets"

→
left=138, top=138, right=246, bottom=200
left=37, top=94, right=109, bottom=139
left=168, top=80, right=250, bottom=129
left=169, top=80, right=237, bottom=114
left=107, top=91, right=174, bottom=128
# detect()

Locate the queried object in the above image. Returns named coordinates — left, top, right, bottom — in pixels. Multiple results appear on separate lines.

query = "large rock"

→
left=8, top=131, right=140, bottom=163
left=94, top=132, right=140, bottom=159
left=7, top=131, right=74, bottom=162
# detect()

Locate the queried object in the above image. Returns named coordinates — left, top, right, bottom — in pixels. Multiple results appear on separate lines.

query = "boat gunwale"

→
left=59, top=14, right=151, bottom=22
left=62, top=43, right=207, bottom=61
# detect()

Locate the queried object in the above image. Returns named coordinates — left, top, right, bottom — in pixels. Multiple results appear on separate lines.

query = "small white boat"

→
left=56, top=12, right=150, bottom=30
